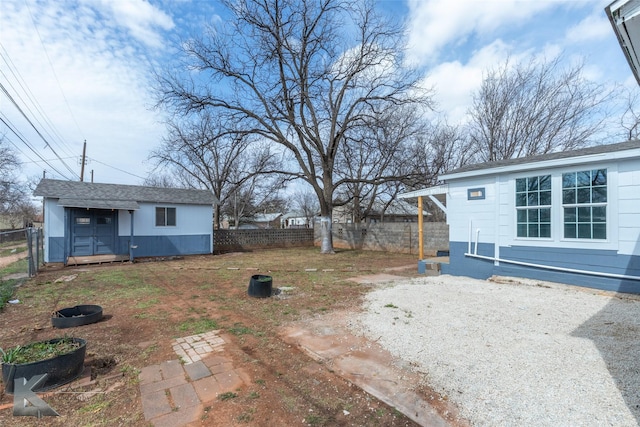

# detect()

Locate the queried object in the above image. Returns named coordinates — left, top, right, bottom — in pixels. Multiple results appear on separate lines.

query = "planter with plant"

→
left=1, top=337, right=86, bottom=394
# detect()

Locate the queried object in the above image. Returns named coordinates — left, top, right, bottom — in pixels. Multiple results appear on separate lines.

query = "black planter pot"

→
left=52, top=305, right=103, bottom=329
left=1, top=337, right=87, bottom=394
left=248, top=274, right=273, bottom=298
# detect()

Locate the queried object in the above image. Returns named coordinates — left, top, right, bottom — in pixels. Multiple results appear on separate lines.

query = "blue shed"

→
left=34, top=179, right=217, bottom=264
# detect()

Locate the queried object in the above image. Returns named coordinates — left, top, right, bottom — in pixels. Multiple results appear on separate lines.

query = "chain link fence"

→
left=0, top=228, right=44, bottom=277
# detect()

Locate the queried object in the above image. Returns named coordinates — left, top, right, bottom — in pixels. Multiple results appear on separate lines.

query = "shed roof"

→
left=34, top=179, right=217, bottom=210
left=440, top=140, right=640, bottom=181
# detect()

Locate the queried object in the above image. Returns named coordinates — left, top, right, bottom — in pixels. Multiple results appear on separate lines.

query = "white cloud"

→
left=98, top=0, right=175, bottom=48
left=0, top=0, right=171, bottom=184
left=404, top=0, right=559, bottom=66
left=565, top=10, right=612, bottom=44
left=423, top=39, right=520, bottom=124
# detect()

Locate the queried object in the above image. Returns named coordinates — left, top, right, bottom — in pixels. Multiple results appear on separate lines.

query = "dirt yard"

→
left=0, top=248, right=447, bottom=426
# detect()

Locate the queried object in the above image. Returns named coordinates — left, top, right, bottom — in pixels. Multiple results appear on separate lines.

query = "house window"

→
left=515, top=175, right=551, bottom=238
left=155, top=207, right=176, bottom=226
left=562, top=169, right=607, bottom=239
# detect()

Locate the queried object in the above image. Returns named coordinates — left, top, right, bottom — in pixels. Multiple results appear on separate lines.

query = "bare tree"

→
left=149, top=112, right=283, bottom=229
left=333, top=105, right=427, bottom=223
left=0, top=136, right=37, bottom=227
left=467, top=57, right=611, bottom=161
left=143, top=173, right=181, bottom=188
left=155, top=0, right=432, bottom=253
left=619, top=86, right=640, bottom=140
left=290, top=189, right=319, bottom=227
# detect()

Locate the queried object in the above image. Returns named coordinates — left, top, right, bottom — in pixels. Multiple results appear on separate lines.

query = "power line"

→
left=23, top=0, right=85, bottom=141
left=0, top=43, right=76, bottom=158
left=88, top=157, right=148, bottom=181
left=0, top=115, right=75, bottom=180
left=0, top=81, right=80, bottom=179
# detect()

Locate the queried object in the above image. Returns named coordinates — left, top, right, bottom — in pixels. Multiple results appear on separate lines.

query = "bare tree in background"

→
left=0, top=136, right=37, bottom=227
left=334, top=105, right=427, bottom=223
left=619, top=86, right=640, bottom=140
left=149, top=112, right=284, bottom=229
left=467, top=57, right=611, bottom=162
left=155, top=0, right=432, bottom=253
left=290, top=189, right=320, bottom=227
left=403, top=120, right=472, bottom=190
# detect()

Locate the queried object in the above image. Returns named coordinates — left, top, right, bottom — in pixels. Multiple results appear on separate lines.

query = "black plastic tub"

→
left=248, top=275, right=272, bottom=298
left=52, top=305, right=103, bottom=329
left=1, top=337, right=87, bottom=394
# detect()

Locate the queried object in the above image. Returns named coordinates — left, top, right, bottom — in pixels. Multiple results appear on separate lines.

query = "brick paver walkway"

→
left=139, top=331, right=249, bottom=427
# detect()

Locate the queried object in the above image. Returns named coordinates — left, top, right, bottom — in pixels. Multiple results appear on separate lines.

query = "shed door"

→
left=70, top=209, right=116, bottom=256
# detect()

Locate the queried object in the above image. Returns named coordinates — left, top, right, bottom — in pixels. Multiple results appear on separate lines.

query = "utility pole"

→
left=80, top=140, right=87, bottom=182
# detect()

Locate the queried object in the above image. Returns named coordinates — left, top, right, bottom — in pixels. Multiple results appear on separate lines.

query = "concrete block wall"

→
left=214, top=229, right=314, bottom=253
left=315, top=222, right=449, bottom=256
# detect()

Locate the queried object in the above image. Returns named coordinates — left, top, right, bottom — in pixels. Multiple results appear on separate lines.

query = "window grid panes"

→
left=155, top=207, right=177, bottom=227
left=562, top=169, right=606, bottom=239
left=515, top=175, right=551, bottom=238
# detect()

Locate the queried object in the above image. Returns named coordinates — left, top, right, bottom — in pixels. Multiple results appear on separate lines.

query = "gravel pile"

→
left=351, top=275, right=640, bottom=426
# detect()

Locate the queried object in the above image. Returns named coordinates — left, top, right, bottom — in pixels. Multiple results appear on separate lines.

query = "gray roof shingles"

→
left=34, top=179, right=217, bottom=209
left=443, top=140, right=640, bottom=177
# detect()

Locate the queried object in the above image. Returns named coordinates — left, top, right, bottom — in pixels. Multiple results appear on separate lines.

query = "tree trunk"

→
left=319, top=216, right=334, bottom=254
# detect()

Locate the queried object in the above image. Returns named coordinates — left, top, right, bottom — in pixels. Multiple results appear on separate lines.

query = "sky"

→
left=0, top=0, right=635, bottom=187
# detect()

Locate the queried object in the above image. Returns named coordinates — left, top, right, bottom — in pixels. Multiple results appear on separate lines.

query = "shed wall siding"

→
left=118, top=204, right=212, bottom=236
left=125, top=235, right=211, bottom=257
left=44, top=199, right=65, bottom=237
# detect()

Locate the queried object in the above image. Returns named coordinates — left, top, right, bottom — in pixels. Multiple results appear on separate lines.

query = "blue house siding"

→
left=443, top=241, right=640, bottom=293
left=125, top=235, right=212, bottom=258
left=442, top=241, right=495, bottom=279
left=46, top=237, right=66, bottom=263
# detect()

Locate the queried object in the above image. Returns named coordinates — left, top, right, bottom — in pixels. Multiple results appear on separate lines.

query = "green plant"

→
left=218, top=391, right=238, bottom=401
left=227, top=323, right=253, bottom=336
left=177, top=317, right=219, bottom=334
left=306, top=414, right=324, bottom=425
left=0, top=337, right=82, bottom=365
left=237, top=408, right=255, bottom=422
left=384, top=303, right=398, bottom=309
left=0, top=279, right=16, bottom=310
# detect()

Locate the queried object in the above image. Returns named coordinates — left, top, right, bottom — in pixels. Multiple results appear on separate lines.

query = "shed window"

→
left=515, top=175, right=551, bottom=238
left=562, top=169, right=606, bottom=239
left=156, top=207, right=176, bottom=227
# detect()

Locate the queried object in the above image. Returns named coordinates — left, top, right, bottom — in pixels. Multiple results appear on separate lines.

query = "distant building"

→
left=250, top=213, right=283, bottom=229
left=332, top=199, right=431, bottom=224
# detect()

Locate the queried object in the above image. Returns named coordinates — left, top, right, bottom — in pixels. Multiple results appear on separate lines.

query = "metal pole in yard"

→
left=418, top=196, right=424, bottom=260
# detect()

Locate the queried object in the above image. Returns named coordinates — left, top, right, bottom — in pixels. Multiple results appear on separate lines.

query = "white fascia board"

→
left=398, top=184, right=448, bottom=199
left=606, top=0, right=640, bottom=85
left=439, top=148, right=640, bottom=182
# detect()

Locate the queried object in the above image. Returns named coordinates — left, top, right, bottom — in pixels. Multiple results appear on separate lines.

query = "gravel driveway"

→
left=351, top=275, right=640, bottom=426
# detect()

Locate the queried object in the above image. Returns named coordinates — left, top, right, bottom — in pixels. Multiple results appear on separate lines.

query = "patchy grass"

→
left=0, top=245, right=27, bottom=257
left=177, top=317, right=219, bottom=335
left=0, top=258, right=28, bottom=276
left=0, top=279, right=15, bottom=310
left=0, top=247, right=420, bottom=427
